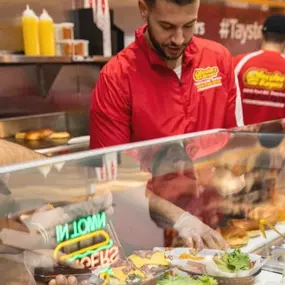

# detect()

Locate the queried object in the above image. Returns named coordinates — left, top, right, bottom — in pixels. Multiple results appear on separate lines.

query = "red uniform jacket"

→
left=90, top=25, right=240, bottom=149
left=234, top=50, right=285, bottom=125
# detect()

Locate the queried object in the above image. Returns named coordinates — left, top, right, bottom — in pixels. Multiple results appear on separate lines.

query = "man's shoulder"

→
left=233, top=53, right=248, bottom=68
left=193, top=37, right=231, bottom=57
left=233, top=50, right=284, bottom=71
left=101, top=41, right=142, bottom=78
left=234, top=51, right=265, bottom=64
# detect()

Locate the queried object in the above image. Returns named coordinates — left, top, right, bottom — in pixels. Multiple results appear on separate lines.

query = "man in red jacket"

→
left=234, top=15, right=285, bottom=125
left=89, top=0, right=235, bottom=255
left=90, top=0, right=242, bottom=150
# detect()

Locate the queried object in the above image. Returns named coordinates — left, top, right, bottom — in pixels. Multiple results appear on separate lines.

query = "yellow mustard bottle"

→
left=22, top=5, right=40, bottom=55
left=39, top=9, right=55, bottom=56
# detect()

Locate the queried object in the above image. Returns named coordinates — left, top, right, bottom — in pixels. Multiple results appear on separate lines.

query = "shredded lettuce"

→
left=157, top=274, right=217, bottom=285
left=214, top=249, right=251, bottom=273
left=198, top=276, right=218, bottom=285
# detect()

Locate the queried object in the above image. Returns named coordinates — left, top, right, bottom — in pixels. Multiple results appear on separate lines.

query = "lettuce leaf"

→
left=227, top=249, right=251, bottom=271
left=198, top=276, right=218, bottom=285
left=214, top=249, right=251, bottom=273
left=214, top=255, right=234, bottom=273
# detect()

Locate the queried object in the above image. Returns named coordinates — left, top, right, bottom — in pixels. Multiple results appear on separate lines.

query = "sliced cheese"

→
left=128, top=252, right=168, bottom=268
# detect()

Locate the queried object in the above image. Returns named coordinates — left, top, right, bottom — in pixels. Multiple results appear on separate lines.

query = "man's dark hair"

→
left=145, top=0, right=196, bottom=6
left=262, top=14, right=285, bottom=44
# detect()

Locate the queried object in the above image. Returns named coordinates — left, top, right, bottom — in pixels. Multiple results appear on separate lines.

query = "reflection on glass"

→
left=1, top=129, right=285, bottom=283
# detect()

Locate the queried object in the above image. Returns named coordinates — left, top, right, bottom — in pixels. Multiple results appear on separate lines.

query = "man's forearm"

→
left=147, top=191, right=185, bottom=226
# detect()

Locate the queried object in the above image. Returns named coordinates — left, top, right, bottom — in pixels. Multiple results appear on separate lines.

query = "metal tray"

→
left=6, top=136, right=71, bottom=151
left=141, top=269, right=259, bottom=285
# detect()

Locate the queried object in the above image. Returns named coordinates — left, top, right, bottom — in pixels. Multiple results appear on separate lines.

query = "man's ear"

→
left=138, top=0, right=149, bottom=22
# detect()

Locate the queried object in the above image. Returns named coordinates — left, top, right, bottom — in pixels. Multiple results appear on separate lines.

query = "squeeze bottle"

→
left=39, top=9, right=55, bottom=56
left=22, top=5, right=40, bottom=55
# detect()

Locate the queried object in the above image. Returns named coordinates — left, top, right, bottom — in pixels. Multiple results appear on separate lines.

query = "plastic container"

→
left=39, top=9, right=55, bottom=56
left=22, top=5, right=40, bottom=56
left=56, top=40, right=74, bottom=56
left=56, top=40, right=89, bottom=57
left=74, top=40, right=89, bottom=57
left=54, top=23, right=74, bottom=42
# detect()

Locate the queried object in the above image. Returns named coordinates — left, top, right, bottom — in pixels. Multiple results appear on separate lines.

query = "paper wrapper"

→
left=153, top=248, right=265, bottom=278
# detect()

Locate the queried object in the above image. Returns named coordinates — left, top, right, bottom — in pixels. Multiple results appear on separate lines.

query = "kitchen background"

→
left=0, top=0, right=283, bottom=121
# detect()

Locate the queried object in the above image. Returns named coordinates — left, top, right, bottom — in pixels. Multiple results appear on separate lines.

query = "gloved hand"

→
left=174, top=212, right=228, bottom=251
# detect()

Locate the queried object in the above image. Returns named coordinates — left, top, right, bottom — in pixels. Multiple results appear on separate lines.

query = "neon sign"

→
left=54, top=212, right=120, bottom=270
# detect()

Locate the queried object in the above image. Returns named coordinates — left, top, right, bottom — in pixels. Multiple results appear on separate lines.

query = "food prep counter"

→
left=1, top=124, right=285, bottom=284
left=0, top=111, right=90, bottom=156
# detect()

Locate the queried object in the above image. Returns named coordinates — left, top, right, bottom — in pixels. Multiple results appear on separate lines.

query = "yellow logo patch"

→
left=194, top=66, right=219, bottom=82
left=243, top=68, right=285, bottom=91
left=193, top=66, right=222, bottom=92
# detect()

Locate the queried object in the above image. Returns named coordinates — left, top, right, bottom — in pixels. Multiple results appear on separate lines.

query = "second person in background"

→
left=234, top=14, right=285, bottom=125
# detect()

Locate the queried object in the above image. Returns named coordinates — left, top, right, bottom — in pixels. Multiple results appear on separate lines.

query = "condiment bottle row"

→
left=22, top=5, right=89, bottom=57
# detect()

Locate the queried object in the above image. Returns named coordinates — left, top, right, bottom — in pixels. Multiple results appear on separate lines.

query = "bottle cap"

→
left=23, top=5, right=38, bottom=19
left=39, top=9, right=53, bottom=21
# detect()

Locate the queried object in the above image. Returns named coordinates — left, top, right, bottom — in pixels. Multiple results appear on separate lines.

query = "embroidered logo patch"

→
left=193, top=66, right=222, bottom=92
left=243, top=68, right=285, bottom=91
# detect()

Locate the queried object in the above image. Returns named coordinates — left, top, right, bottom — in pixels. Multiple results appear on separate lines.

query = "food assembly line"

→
left=1, top=120, right=285, bottom=284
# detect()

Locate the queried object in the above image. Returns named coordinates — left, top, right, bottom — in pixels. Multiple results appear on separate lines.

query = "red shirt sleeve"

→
left=223, top=50, right=244, bottom=128
left=89, top=72, right=131, bottom=149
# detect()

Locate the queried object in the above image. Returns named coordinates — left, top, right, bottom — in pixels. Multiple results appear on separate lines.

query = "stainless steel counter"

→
left=36, top=141, right=89, bottom=155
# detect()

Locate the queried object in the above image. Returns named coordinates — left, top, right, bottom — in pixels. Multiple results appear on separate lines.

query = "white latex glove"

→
left=174, top=212, right=228, bottom=251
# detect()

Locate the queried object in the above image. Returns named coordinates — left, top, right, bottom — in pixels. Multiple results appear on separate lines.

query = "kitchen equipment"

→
left=70, top=8, right=124, bottom=56
left=262, top=246, right=285, bottom=274
left=68, top=136, right=90, bottom=145
left=0, top=112, right=89, bottom=156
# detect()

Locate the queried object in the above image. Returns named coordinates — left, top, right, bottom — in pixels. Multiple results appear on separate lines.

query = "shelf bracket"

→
left=36, top=64, right=62, bottom=97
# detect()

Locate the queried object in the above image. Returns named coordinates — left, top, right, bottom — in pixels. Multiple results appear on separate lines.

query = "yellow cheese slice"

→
left=128, top=252, right=168, bottom=268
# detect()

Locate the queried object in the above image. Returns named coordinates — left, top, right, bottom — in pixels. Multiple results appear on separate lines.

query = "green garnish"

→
left=214, top=249, right=251, bottom=273
left=198, top=276, right=218, bottom=285
left=157, top=274, right=217, bottom=285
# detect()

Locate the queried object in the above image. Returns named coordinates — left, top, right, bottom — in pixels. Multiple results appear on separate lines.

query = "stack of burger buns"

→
left=15, top=128, right=70, bottom=141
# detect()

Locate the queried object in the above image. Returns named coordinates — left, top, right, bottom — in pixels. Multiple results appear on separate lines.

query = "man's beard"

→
left=148, top=21, right=189, bottom=60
